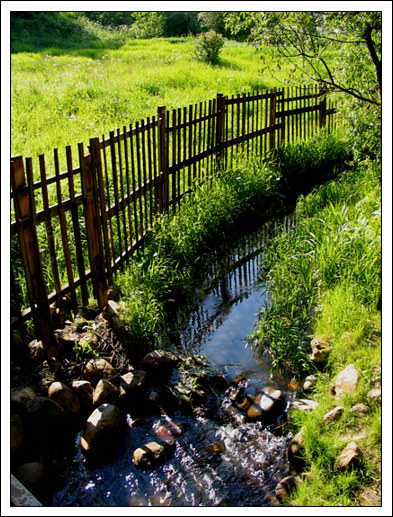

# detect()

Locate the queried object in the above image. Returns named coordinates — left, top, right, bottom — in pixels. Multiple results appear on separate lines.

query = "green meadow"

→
left=11, top=37, right=294, bottom=174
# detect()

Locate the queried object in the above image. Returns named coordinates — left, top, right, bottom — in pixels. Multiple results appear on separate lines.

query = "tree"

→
left=198, top=12, right=227, bottom=34
left=225, top=11, right=381, bottom=105
left=130, top=12, right=165, bottom=39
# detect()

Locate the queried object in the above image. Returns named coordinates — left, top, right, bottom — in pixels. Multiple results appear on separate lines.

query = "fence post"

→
left=280, top=87, right=286, bottom=147
left=269, top=88, right=277, bottom=151
left=157, top=106, right=168, bottom=213
left=319, top=86, right=327, bottom=129
left=10, top=156, right=55, bottom=355
left=215, top=93, right=226, bottom=170
left=79, top=143, right=108, bottom=310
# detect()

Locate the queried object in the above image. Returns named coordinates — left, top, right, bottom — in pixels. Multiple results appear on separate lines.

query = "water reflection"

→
left=165, top=224, right=273, bottom=388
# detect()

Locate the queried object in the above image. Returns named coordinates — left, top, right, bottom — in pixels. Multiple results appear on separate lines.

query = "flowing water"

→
left=53, top=219, right=298, bottom=507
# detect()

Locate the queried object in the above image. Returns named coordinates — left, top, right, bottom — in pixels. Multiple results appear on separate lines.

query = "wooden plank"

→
left=188, top=104, right=193, bottom=186
left=135, top=121, right=145, bottom=237
left=39, top=154, right=63, bottom=312
left=129, top=124, right=140, bottom=246
left=101, top=138, right=117, bottom=276
left=141, top=120, right=149, bottom=226
left=269, top=89, right=277, bottom=151
left=146, top=117, right=154, bottom=224
left=109, top=131, right=123, bottom=268
left=53, top=148, right=78, bottom=314
left=172, top=110, right=177, bottom=211
left=92, top=137, right=113, bottom=284
left=80, top=142, right=108, bottom=309
left=158, top=106, right=168, bottom=213
left=152, top=115, right=159, bottom=215
left=117, top=128, right=129, bottom=265
left=66, top=146, right=89, bottom=305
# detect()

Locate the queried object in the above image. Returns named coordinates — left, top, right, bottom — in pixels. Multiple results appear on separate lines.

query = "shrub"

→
left=194, top=30, right=224, bottom=64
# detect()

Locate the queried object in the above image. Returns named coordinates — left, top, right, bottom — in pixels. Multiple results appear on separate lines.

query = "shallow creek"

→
left=53, top=219, right=298, bottom=507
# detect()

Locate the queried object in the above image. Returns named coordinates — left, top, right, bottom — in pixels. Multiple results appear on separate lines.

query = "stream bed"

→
left=53, top=219, right=298, bottom=507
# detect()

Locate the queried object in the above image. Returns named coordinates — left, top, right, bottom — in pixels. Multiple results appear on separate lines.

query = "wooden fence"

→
left=10, top=85, right=336, bottom=351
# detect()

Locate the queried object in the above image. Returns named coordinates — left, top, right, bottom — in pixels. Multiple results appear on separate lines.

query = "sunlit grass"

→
left=11, top=37, right=292, bottom=175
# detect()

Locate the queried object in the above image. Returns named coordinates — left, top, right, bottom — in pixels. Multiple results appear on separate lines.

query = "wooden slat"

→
left=146, top=117, right=154, bottom=223
left=39, top=154, right=63, bottom=311
left=135, top=121, right=145, bottom=236
left=129, top=124, right=140, bottom=245
left=101, top=138, right=117, bottom=276
left=79, top=142, right=107, bottom=309
left=109, top=131, right=123, bottom=266
left=66, top=146, right=89, bottom=305
left=172, top=110, right=177, bottom=211
left=53, top=148, right=78, bottom=314
left=92, top=137, right=113, bottom=285
left=117, top=128, right=129, bottom=265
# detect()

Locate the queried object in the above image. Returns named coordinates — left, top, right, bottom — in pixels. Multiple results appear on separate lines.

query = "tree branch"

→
left=364, top=26, right=382, bottom=96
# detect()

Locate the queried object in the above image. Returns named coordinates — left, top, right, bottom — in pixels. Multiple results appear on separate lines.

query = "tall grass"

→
left=254, top=157, right=381, bottom=374
left=251, top=154, right=381, bottom=505
left=11, top=37, right=292, bottom=175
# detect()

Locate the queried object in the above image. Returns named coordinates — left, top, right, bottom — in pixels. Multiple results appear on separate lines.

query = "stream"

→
left=53, top=218, right=298, bottom=507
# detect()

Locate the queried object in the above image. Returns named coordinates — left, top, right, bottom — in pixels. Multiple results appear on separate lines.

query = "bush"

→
left=194, top=30, right=224, bottom=64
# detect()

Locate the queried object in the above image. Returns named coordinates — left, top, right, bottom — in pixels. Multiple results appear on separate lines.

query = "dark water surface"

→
left=53, top=220, right=297, bottom=507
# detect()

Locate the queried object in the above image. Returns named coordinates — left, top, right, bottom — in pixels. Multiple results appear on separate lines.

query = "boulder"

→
left=291, top=398, right=319, bottom=411
left=139, top=349, right=181, bottom=378
left=336, top=441, right=363, bottom=470
left=11, top=386, right=36, bottom=409
left=303, top=375, right=317, bottom=393
left=334, top=364, right=360, bottom=398
left=119, top=370, right=147, bottom=394
left=132, top=440, right=174, bottom=469
left=27, top=340, right=45, bottom=362
left=24, top=396, right=67, bottom=431
left=360, top=487, right=381, bottom=506
left=246, top=387, right=286, bottom=422
left=81, top=404, right=124, bottom=455
left=287, top=427, right=306, bottom=471
left=93, top=379, right=119, bottom=406
left=350, top=403, right=371, bottom=416
left=367, top=388, right=381, bottom=402
left=309, top=338, right=331, bottom=364
left=48, top=382, right=80, bottom=415
left=323, top=406, right=345, bottom=425
left=82, top=358, right=117, bottom=383
left=106, top=300, right=125, bottom=330
left=72, top=380, right=94, bottom=408
left=16, top=462, right=45, bottom=490
left=11, top=415, right=24, bottom=452
left=275, top=475, right=302, bottom=500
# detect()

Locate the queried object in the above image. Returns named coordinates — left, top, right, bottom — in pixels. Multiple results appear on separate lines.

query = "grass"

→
left=11, top=36, right=295, bottom=175
left=251, top=154, right=381, bottom=505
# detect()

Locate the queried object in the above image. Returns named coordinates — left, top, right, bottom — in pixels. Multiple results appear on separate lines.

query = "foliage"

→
left=129, top=12, right=165, bottom=39
left=163, top=12, right=201, bottom=36
left=194, top=30, right=225, bottom=64
left=253, top=153, right=381, bottom=375
left=225, top=11, right=382, bottom=104
left=10, top=11, right=132, bottom=51
left=198, top=12, right=227, bottom=35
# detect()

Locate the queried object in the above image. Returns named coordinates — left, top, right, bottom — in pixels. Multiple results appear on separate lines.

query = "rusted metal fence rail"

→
left=10, top=85, right=336, bottom=351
